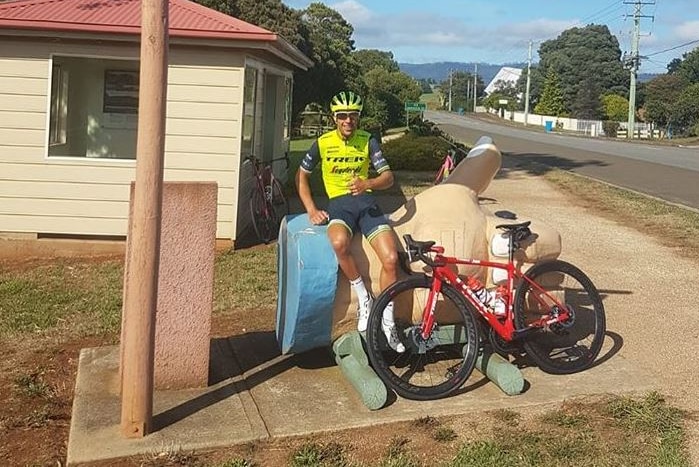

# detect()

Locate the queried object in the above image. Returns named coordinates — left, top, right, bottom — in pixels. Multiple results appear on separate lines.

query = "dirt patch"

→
left=0, top=334, right=111, bottom=465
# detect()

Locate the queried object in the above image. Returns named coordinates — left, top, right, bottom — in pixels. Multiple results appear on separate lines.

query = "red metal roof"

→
left=0, top=0, right=277, bottom=41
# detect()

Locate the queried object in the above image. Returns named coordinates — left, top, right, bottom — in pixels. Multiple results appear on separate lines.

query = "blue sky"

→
left=282, top=0, right=699, bottom=74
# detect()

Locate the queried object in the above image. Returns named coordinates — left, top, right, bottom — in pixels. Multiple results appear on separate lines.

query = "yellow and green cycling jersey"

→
left=300, top=129, right=391, bottom=199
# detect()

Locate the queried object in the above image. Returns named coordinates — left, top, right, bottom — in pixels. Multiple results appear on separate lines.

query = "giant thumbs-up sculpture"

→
left=276, top=136, right=561, bottom=354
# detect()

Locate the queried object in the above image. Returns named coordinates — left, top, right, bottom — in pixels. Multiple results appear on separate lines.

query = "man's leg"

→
left=368, top=230, right=399, bottom=291
left=327, top=224, right=372, bottom=332
left=327, top=223, right=359, bottom=280
left=369, top=229, right=404, bottom=353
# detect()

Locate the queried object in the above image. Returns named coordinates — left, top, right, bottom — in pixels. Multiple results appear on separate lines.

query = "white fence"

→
left=491, top=109, right=662, bottom=139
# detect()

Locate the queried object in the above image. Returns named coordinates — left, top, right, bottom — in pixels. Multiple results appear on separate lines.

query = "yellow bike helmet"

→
left=330, top=91, right=363, bottom=113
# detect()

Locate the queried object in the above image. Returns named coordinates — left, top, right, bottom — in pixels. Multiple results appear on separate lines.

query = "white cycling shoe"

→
left=382, top=318, right=406, bottom=353
left=356, top=295, right=373, bottom=333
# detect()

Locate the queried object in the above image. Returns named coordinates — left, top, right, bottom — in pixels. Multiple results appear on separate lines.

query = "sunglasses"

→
left=334, top=111, right=360, bottom=121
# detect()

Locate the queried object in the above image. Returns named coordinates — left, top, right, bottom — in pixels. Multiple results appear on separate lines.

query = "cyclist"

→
left=295, top=91, right=404, bottom=353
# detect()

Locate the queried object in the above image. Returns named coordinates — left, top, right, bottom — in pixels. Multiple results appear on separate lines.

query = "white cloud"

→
left=497, top=18, right=580, bottom=41
left=674, top=21, right=699, bottom=41
left=327, top=2, right=582, bottom=54
left=330, top=0, right=374, bottom=24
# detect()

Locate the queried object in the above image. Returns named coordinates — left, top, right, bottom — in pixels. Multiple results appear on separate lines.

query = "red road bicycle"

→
left=365, top=221, right=606, bottom=401
left=433, top=149, right=455, bottom=184
left=247, top=154, right=289, bottom=244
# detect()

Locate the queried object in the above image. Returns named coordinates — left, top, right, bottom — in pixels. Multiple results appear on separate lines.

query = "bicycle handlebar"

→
left=269, top=152, right=290, bottom=169
left=245, top=153, right=290, bottom=170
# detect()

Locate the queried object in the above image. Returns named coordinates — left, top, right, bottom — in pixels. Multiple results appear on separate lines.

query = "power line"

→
left=646, top=39, right=699, bottom=57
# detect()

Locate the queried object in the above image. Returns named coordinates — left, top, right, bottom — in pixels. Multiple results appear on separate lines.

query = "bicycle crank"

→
left=550, top=305, right=576, bottom=333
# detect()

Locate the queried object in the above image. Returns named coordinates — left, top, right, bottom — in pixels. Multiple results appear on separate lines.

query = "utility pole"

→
left=624, top=0, right=654, bottom=139
left=473, top=64, right=478, bottom=113
left=524, top=40, right=533, bottom=126
left=467, top=80, right=471, bottom=113
left=448, top=69, right=453, bottom=112
left=120, top=0, right=169, bottom=438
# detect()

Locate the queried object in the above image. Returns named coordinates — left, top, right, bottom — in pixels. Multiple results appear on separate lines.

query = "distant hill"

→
left=639, top=73, right=660, bottom=83
left=400, top=61, right=660, bottom=85
left=399, top=62, right=526, bottom=85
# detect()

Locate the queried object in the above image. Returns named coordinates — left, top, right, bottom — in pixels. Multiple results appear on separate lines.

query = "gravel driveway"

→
left=486, top=158, right=699, bottom=464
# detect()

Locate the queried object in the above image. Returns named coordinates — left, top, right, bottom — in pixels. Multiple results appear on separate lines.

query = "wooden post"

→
left=120, top=0, right=169, bottom=438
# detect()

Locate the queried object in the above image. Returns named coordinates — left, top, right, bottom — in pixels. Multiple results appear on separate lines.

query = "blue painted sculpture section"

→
left=276, top=214, right=338, bottom=354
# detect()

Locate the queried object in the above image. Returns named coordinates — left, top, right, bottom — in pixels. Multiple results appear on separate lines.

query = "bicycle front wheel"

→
left=514, top=260, right=606, bottom=374
left=249, top=185, right=276, bottom=244
left=366, top=274, right=480, bottom=401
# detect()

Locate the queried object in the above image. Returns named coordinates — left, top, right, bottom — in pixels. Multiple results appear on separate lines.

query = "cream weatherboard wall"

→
left=0, top=38, right=247, bottom=240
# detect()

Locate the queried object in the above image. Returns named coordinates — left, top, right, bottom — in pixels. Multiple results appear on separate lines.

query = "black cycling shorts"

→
left=327, top=193, right=391, bottom=241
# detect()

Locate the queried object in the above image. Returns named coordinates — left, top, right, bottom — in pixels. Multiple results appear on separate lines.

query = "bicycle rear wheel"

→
left=366, top=274, right=480, bottom=401
left=249, top=185, right=276, bottom=244
left=514, top=260, right=606, bottom=374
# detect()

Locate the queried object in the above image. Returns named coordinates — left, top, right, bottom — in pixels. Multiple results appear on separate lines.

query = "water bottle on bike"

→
left=466, top=276, right=506, bottom=316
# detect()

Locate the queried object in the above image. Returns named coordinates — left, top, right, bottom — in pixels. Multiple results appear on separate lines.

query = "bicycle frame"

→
left=248, top=153, right=288, bottom=212
left=419, top=252, right=572, bottom=343
left=248, top=157, right=272, bottom=217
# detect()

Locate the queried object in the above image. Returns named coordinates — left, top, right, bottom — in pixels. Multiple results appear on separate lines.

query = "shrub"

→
left=360, top=117, right=383, bottom=142
left=409, top=119, right=441, bottom=137
left=382, top=133, right=453, bottom=171
left=602, top=120, right=620, bottom=137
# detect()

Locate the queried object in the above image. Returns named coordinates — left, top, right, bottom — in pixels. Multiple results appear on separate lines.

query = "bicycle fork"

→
left=420, top=277, right=443, bottom=340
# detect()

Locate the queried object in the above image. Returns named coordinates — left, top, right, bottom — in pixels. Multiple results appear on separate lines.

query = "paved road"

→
left=426, top=111, right=699, bottom=210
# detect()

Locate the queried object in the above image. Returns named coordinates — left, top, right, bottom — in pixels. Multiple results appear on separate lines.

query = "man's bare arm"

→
left=296, top=169, right=329, bottom=224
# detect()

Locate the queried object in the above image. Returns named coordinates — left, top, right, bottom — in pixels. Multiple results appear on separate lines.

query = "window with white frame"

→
left=47, top=56, right=139, bottom=159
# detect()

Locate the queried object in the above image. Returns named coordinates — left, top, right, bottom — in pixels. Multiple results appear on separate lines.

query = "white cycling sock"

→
left=350, top=276, right=370, bottom=304
left=382, top=301, right=395, bottom=325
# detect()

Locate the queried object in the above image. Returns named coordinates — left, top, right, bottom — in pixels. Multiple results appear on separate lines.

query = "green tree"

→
left=484, top=79, right=519, bottom=113
left=667, top=57, right=683, bottom=75
left=537, top=24, right=628, bottom=116
left=517, top=66, right=544, bottom=111
left=534, top=69, right=565, bottom=116
left=671, top=82, right=699, bottom=136
left=416, top=79, right=433, bottom=94
left=601, top=94, right=629, bottom=121
left=643, top=74, right=687, bottom=129
left=193, top=0, right=306, bottom=50
left=571, top=73, right=604, bottom=119
left=352, top=49, right=400, bottom=73
left=362, top=67, right=421, bottom=129
left=439, top=71, right=483, bottom=112
left=671, top=47, right=699, bottom=84
left=292, top=3, right=358, bottom=117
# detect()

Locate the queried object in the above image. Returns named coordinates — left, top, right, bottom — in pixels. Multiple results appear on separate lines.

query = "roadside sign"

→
left=405, top=102, right=426, bottom=112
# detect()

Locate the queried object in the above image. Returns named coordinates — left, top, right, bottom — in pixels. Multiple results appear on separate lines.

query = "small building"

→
left=0, top=0, right=312, bottom=247
left=484, top=66, right=522, bottom=95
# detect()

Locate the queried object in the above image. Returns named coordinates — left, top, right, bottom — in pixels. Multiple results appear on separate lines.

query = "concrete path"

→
left=67, top=159, right=698, bottom=465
